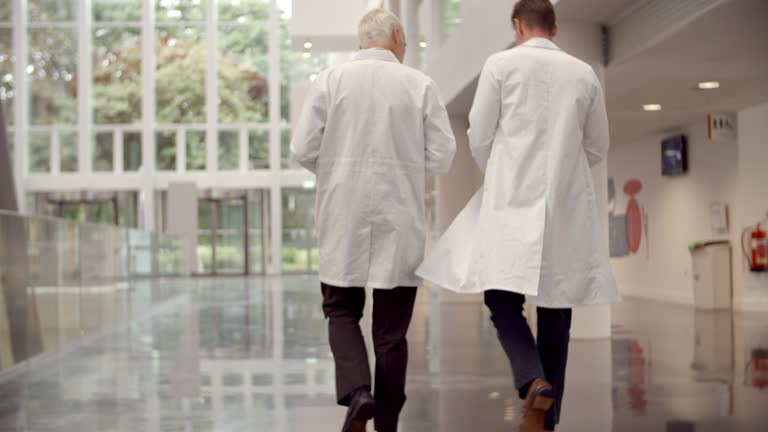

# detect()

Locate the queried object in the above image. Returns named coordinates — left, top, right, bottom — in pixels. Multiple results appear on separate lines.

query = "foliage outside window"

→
left=0, top=3, right=11, bottom=22
left=445, top=0, right=462, bottom=37
left=94, top=27, right=142, bottom=124
left=60, top=132, right=78, bottom=172
left=218, top=130, right=239, bottom=170
left=249, top=129, right=269, bottom=170
left=186, top=130, right=206, bottom=171
left=123, top=132, right=142, bottom=171
left=156, top=131, right=176, bottom=171
left=29, top=0, right=77, bottom=22
left=156, top=26, right=207, bottom=124
left=94, top=0, right=142, bottom=22
left=29, top=131, right=50, bottom=173
left=29, top=28, right=78, bottom=125
left=93, top=132, right=114, bottom=172
left=0, top=29, right=14, bottom=126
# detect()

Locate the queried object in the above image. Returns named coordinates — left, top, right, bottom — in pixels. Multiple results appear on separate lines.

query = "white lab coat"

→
left=417, top=38, right=619, bottom=308
left=291, top=48, right=456, bottom=289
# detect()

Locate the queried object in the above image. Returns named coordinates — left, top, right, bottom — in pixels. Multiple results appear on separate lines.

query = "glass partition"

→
left=0, top=210, right=184, bottom=373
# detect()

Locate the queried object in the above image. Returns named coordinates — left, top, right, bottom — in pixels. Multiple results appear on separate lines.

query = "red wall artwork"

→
left=624, top=180, right=644, bottom=254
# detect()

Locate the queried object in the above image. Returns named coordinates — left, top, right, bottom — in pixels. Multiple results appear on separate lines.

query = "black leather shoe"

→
left=342, top=388, right=376, bottom=432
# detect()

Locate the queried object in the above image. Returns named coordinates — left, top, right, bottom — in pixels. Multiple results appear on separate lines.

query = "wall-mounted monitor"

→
left=661, top=134, right=688, bottom=176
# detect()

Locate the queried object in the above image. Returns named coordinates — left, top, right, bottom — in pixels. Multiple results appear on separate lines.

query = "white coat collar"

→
left=353, top=48, right=399, bottom=63
left=520, top=37, right=561, bottom=51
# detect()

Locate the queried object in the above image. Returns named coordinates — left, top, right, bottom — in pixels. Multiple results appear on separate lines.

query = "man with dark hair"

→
left=512, top=0, right=557, bottom=33
left=417, top=0, right=619, bottom=431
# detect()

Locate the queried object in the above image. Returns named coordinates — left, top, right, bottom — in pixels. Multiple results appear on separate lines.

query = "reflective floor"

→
left=1, top=276, right=767, bottom=431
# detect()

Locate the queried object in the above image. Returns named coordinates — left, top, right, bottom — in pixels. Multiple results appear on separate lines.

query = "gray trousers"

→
left=484, top=290, right=572, bottom=431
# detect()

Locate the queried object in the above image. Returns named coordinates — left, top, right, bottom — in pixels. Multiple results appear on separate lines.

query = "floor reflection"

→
left=0, top=276, right=766, bottom=431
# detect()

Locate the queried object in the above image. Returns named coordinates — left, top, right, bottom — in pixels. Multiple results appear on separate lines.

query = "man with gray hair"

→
left=291, top=7, right=456, bottom=432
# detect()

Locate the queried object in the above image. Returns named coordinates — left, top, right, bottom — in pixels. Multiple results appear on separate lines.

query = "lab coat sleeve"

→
left=468, top=57, right=501, bottom=172
left=583, top=81, right=610, bottom=167
left=423, top=80, right=457, bottom=177
left=290, top=74, right=328, bottom=174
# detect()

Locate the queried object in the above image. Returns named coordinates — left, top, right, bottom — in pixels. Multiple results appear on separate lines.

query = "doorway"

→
left=196, top=190, right=269, bottom=275
left=282, top=188, right=318, bottom=273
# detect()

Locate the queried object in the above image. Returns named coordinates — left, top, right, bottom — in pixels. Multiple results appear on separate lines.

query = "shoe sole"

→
left=342, top=400, right=376, bottom=432
left=520, top=390, right=555, bottom=432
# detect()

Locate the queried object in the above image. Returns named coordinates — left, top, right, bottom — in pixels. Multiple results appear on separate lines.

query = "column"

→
left=556, top=22, right=612, bottom=340
left=268, top=0, right=283, bottom=275
left=12, top=0, right=28, bottom=213
left=141, top=0, right=156, bottom=230
left=78, top=0, right=93, bottom=176
left=166, top=182, right=199, bottom=276
left=401, top=0, right=420, bottom=67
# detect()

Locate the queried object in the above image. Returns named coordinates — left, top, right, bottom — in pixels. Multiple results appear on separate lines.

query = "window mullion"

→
left=140, top=0, right=156, bottom=230
left=13, top=0, right=29, bottom=211
left=205, top=0, right=218, bottom=174
left=78, top=0, right=93, bottom=175
left=268, top=0, right=282, bottom=275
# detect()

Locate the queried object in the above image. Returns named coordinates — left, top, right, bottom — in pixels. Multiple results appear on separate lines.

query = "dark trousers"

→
left=484, top=290, right=572, bottom=430
left=321, top=283, right=417, bottom=432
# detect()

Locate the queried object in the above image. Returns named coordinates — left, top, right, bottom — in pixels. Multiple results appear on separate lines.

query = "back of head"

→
left=512, top=0, right=556, bottom=33
left=358, top=8, right=404, bottom=49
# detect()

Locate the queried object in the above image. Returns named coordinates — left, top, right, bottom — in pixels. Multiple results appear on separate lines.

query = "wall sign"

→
left=708, top=113, right=737, bottom=143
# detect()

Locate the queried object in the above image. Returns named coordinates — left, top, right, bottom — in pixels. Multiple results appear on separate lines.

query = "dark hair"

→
left=512, top=0, right=557, bottom=33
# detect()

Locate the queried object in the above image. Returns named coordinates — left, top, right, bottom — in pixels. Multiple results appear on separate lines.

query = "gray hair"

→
left=358, top=8, right=404, bottom=49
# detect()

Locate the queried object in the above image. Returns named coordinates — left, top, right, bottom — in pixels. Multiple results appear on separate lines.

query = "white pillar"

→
left=268, top=0, right=283, bottom=274
left=425, top=0, right=444, bottom=62
left=13, top=0, right=28, bottom=212
left=205, top=0, right=218, bottom=174
left=140, top=0, right=156, bottom=230
left=166, top=182, right=199, bottom=276
left=556, top=22, right=612, bottom=340
left=77, top=0, right=93, bottom=175
left=388, top=0, right=402, bottom=17
left=401, top=0, right=420, bottom=67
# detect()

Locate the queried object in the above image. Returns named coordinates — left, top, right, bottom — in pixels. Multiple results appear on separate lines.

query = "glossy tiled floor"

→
left=0, top=276, right=767, bottom=431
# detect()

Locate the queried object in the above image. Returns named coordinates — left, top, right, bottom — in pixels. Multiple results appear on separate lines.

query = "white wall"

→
left=608, top=121, right=739, bottom=305
left=289, top=0, right=369, bottom=51
left=731, top=103, right=768, bottom=311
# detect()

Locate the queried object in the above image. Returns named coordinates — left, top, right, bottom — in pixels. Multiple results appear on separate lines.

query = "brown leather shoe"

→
left=520, top=378, right=555, bottom=432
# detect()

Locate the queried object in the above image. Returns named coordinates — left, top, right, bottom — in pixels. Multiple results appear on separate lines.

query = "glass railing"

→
left=0, top=210, right=184, bottom=372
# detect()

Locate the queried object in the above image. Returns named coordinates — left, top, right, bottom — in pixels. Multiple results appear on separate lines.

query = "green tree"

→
left=0, top=28, right=13, bottom=126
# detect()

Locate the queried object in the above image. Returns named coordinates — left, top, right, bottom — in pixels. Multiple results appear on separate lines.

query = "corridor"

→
left=1, top=276, right=766, bottom=432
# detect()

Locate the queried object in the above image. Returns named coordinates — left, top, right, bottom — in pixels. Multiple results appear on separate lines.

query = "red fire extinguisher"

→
left=743, top=223, right=768, bottom=271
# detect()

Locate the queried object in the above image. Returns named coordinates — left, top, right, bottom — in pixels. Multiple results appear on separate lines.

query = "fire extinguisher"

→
left=745, top=348, right=768, bottom=390
left=743, top=223, right=768, bottom=271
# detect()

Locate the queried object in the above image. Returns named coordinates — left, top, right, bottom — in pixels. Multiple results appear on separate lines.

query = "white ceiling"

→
left=555, top=0, right=646, bottom=24
left=606, top=0, right=768, bottom=145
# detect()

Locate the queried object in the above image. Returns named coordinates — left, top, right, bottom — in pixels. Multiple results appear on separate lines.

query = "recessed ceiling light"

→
left=697, top=81, right=720, bottom=90
left=303, top=52, right=311, bottom=59
left=419, top=41, right=428, bottom=48
left=303, top=41, right=313, bottom=49
left=643, top=104, right=662, bottom=112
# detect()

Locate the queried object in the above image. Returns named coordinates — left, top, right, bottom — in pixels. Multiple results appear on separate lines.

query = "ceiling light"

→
left=302, top=52, right=311, bottom=59
left=697, top=81, right=720, bottom=90
left=303, top=41, right=313, bottom=49
left=419, top=41, right=428, bottom=48
left=643, top=104, right=662, bottom=112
